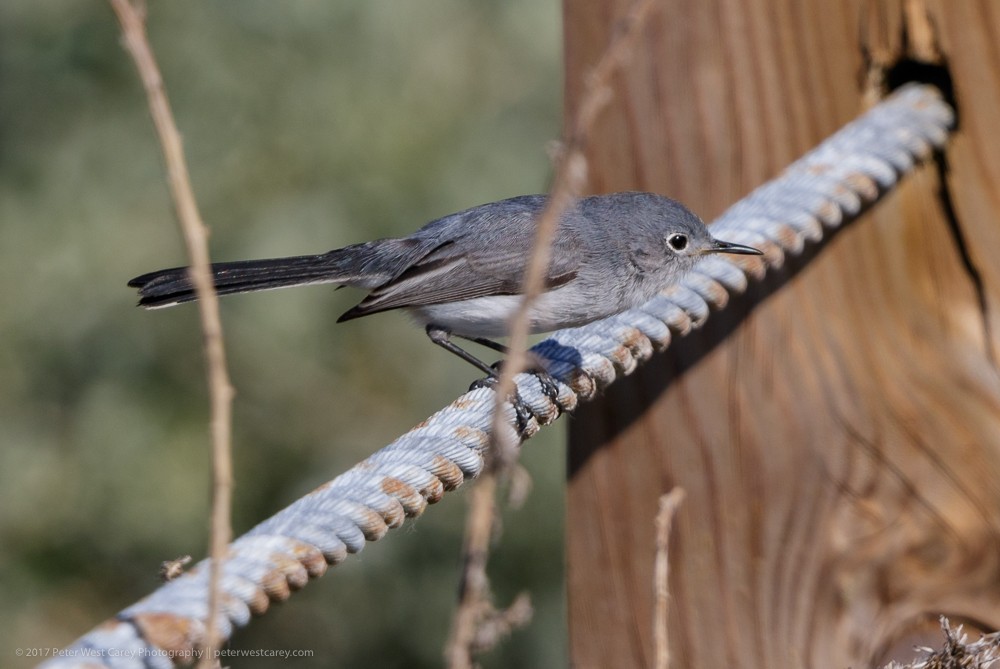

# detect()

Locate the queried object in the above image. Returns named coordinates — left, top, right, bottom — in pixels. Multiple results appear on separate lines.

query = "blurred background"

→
left=0, top=1, right=566, bottom=666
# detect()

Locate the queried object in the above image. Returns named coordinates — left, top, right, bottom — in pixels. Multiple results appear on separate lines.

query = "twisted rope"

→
left=41, top=84, right=953, bottom=668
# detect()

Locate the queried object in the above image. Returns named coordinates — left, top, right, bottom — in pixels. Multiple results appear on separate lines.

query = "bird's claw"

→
left=468, top=373, right=534, bottom=436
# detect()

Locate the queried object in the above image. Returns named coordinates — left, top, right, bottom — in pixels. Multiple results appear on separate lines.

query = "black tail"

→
left=129, top=237, right=440, bottom=309
left=129, top=252, right=361, bottom=309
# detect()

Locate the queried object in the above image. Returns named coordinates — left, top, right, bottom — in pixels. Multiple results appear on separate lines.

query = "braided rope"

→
left=41, top=84, right=953, bottom=668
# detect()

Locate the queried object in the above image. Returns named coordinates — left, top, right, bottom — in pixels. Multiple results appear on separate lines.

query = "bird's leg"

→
left=425, top=325, right=497, bottom=377
left=460, top=336, right=509, bottom=355
left=426, top=325, right=540, bottom=433
left=427, top=324, right=572, bottom=434
left=426, top=325, right=561, bottom=405
left=454, top=334, right=561, bottom=403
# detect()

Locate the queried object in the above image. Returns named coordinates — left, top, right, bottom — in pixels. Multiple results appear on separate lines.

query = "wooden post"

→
left=564, top=1, right=1000, bottom=667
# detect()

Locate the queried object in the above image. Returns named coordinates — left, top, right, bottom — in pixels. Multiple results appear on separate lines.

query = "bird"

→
left=129, top=192, right=762, bottom=375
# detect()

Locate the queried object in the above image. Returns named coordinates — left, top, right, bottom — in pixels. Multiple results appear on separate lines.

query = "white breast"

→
left=407, top=287, right=607, bottom=338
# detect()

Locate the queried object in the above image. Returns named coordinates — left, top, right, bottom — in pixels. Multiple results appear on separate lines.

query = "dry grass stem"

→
left=446, top=1, right=659, bottom=666
left=488, top=0, right=658, bottom=465
left=654, top=488, right=685, bottom=669
left=471, top=592, right=534, bottom=655
left=445, top=476, right=498, bottom=669
left=107, top=1, right=235, bottom=665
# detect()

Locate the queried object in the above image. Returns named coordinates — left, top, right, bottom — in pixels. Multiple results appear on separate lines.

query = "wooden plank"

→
left=564, top=1, right=1000, bottom=667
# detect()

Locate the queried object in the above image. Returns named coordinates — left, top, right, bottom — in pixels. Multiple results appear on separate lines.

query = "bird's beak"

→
left=702, top=238, right=764, bottom=256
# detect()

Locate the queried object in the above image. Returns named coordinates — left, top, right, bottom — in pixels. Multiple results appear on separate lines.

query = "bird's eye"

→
left=667, top=233, right=688, bottom=252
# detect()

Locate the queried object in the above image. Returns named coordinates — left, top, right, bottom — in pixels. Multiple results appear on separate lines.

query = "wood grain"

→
left=564, top=1, right=1000, bottom=667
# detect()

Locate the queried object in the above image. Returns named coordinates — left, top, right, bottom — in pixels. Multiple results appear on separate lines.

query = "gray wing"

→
left=338, top=204, right=580, bottom=321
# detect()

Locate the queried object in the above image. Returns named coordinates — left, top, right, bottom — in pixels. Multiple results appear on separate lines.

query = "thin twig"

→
left=489, top=0, right=658, bottom=465
left=471, top=592, right=533, bottom=655
left=107, top=2, right=234, bottom=666
left=445, top=1, right=659, bottom=666
left=654, top=488, right=686, bottom=669
left=445, top=476, right=498, bottom=669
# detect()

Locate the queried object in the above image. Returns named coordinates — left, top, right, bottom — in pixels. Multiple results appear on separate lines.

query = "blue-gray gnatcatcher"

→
left=129, top=192, right=762, bottom=374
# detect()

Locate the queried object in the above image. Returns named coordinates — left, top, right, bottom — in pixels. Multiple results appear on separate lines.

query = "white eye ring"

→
left=667, top=233, right=688, bottom=252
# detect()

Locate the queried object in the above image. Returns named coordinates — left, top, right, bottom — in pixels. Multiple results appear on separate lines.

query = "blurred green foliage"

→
left=0, top=1, right=565, bottom=666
